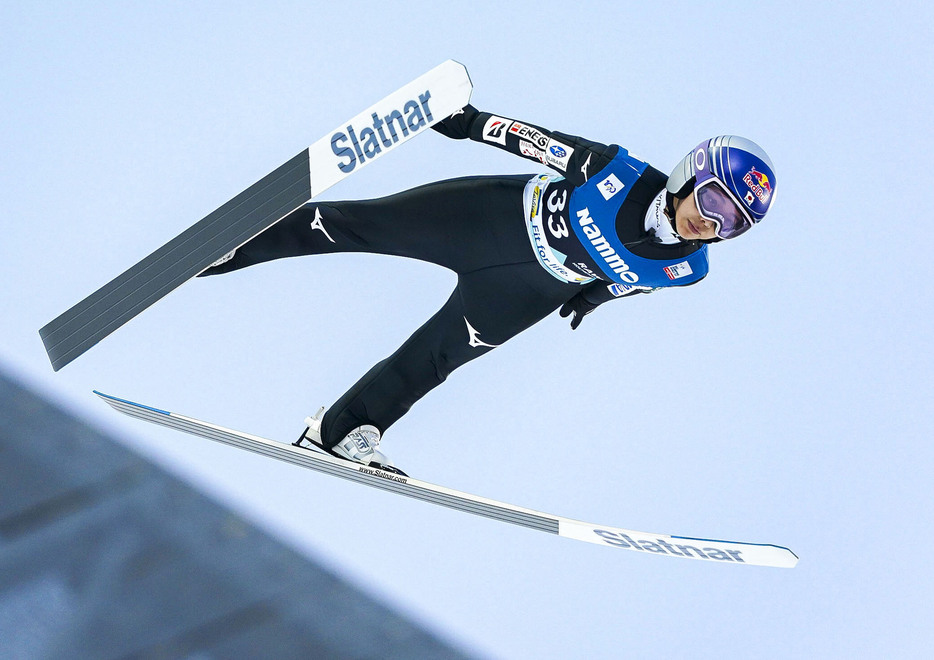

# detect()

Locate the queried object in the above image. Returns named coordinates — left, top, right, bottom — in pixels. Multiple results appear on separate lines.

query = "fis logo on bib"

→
left=330, top=91, right=435, bottom=174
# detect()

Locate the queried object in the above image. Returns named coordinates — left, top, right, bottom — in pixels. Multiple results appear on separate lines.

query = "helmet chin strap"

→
left=664, top=190, right=679, bottom=224
left=644, top=189, right=683, bottom=245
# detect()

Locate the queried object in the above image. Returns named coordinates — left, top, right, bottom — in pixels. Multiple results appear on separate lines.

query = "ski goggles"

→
left=692, top=143, right=755, bottom=240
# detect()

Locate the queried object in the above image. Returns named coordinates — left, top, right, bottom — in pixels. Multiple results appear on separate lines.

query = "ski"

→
left=40, top=60, right=473, bottom=371
left=95, top=391, right=798, bottom=568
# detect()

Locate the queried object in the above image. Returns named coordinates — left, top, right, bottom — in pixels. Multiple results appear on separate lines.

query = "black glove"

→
left=559, top=290, right=601, bottom=330
left=431, top=104, right=479, bottom=140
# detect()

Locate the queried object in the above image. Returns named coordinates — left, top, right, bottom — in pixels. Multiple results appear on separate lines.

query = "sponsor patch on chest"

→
left=597, top=173, right=625, bottom=200
left=664, top=261, right=693, bottom=280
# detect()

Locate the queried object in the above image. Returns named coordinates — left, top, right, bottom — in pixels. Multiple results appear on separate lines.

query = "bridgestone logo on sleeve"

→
left=482, top=116, right=512, bottom=145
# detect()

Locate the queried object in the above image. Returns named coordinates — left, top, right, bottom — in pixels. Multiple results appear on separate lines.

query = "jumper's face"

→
left=672, top=193, right=718, bottom=240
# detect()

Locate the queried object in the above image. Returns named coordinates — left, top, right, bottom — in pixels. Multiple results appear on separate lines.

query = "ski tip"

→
left=93, top=391, right=171, bottom=416
left=672, top=535, right=799, bottom=568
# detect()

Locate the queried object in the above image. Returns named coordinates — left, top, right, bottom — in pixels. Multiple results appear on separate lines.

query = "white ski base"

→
left=95, top=391, right=798, bottom=568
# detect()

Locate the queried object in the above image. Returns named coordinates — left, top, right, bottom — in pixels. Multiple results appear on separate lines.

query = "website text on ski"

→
left=41, top=61, right=795, bottom=567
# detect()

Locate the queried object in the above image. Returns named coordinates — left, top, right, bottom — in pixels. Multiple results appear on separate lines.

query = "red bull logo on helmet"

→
left=743, top=167, right=772, bottom=204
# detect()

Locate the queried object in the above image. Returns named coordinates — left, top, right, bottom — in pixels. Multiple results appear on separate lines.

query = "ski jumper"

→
left=201, top=105, right=709, bottom=447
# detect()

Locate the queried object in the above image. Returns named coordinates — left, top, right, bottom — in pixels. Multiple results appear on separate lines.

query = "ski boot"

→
left=295, top=408, right=407, bottom=476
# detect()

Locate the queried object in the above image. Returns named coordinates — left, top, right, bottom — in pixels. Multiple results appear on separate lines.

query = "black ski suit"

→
left=201, top=105, right=705, bottom=447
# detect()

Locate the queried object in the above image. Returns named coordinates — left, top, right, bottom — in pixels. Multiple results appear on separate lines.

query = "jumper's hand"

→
left=559, top=291, right=600, bottom=330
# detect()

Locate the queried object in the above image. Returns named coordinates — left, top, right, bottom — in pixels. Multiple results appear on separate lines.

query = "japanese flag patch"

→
left=664, top=261, right=693, bottom=280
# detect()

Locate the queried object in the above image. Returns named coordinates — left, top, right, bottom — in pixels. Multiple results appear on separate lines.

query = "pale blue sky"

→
left=3, top=2, right=933, bottom=658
